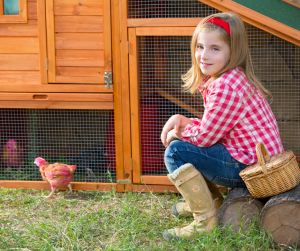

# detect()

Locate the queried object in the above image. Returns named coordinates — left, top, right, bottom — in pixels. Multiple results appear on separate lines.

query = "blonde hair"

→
left=182, top=12, right=271, bottom=98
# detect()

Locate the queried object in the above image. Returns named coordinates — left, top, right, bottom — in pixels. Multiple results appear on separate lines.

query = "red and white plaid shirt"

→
left=181, top=67, right=284, bottom=165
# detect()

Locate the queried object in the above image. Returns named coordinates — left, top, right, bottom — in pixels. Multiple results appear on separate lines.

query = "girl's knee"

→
left=164, top=140, right=181, bottom=158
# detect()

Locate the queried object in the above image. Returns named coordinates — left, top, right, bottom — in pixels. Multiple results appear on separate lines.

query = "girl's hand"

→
left=165, top=129, right=180, bottom=147
left=161, top=114, right=192, bottom=147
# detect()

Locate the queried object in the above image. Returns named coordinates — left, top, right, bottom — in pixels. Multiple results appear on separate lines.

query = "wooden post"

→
left=218, top=188, right=266, bottom=234
left=37, top=0, right=48, bottom=84
left=0, top=1, right=3, bottom=15
left=260, top=183, right=300, bottom=247
left=45, top=0, right=56, bottom=82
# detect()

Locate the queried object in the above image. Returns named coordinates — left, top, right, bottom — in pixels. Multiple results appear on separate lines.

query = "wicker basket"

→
left=239, top=143, right=300, bottom=198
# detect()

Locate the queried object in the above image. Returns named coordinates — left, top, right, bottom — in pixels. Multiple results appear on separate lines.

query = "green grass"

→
left=0, top=187, right=295, bottom=250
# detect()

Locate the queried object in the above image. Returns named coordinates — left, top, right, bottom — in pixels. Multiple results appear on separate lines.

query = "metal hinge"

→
left=117, top=180, right=131, bottom=185
left=127, top=41, right=129, bottom=54
left=46, top=58, right=48, bottom=71
left=104, top=71, right=112, bottom=88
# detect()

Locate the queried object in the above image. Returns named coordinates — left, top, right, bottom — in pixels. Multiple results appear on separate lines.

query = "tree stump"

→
left=218, top=188, right=266, bottom=234
left=260, top=183, right=300, bottom=247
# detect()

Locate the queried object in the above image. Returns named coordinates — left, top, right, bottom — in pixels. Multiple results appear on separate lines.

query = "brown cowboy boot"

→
left=172, top=177, right=224, bottom=218
left=163, top=163, right=218, bottom=241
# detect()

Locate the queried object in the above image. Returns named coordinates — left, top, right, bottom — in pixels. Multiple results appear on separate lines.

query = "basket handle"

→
left=256, top=143, right=271, bottom=176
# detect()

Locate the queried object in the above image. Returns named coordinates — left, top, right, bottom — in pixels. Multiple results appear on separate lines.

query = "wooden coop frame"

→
left=0, top=0, right=299, bottom=194
left=129, top=27, right=197, bottom=187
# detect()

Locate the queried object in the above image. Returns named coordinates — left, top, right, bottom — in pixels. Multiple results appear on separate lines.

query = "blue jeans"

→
left=164, top=140, right=247, bottom=189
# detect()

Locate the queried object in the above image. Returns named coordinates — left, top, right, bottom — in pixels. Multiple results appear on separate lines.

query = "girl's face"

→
left=195, top=29, right=231, bottom=79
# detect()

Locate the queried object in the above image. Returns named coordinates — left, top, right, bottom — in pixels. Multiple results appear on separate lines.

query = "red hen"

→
left=34, top=157, right=76, bottom=198
left=3, top=139, right=24, bottom=172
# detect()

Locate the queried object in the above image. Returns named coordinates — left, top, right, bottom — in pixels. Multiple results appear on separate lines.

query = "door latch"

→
left=117, top=180, right=131, bottom=185
left=104, top=71, right=112, bottom=88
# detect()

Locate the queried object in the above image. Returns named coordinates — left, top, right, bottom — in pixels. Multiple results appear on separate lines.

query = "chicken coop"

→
left=0, top=0, right=299, bottom=193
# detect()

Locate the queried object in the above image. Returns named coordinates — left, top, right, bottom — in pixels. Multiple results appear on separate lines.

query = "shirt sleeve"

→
left=182, top=118, right=202, bottom=133
left=181, top=81, right=247, bottom=147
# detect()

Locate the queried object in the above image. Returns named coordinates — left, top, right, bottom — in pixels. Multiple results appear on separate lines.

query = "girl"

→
left=161, top=12, right=284, bottom=241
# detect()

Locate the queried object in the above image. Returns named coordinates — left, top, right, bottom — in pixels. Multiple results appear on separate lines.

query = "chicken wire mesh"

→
left=128, top=0, right=220, bottom=18
left=138, top=24, right=300, bottom=176
left=0, top=109, right=116, bottom=183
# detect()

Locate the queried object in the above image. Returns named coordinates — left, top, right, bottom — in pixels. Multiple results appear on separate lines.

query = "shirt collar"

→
left=198, top=75, right=211, bottom=91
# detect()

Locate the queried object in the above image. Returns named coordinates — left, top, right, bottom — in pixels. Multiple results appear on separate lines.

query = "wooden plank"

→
left=55, top=76, right=105, bottom=84
left=128, top=28, right=141, bottom=184
left=0, top=15, right=27, bottom=23
left=0, top=21, right=38, bottom=36
left=19, top=0, right=28, bottom=23
left=46, top=0, right=56, bottom=82
left=131, top=184, right=178, bottom=193
left=0, top=37, right=39, bottom=53
left=55, top=16, right=103, bottom=32
left=0, top=71, right=40, bottom=84
left=0, top=181, right=117, bottom=191
left=140, top=175, right=227, bottom=193
left=0, top=93, right=113, bottom=102
left=103, top=0, right=112, bottom=72
left=0, top=101, right=114, bottom=109
left=0, top=54, right=39, bottom=70
left=128, top=18, right=203, bottom=27
left=119, top=0, right=132, bottom=191
left=55, top=33, right=103, bottom=50
left=199, top=0, right=300, bottom=47
left=56, top=66, right=107, bottom=84
left=72, top=182, right=116, bottom=191
left=111, top=0, right=125, bottom=192
left=56, top=66, right=104, bottom=77
left=54, top=0, right=103, bottom=16
left=37, top=0, right=48, bottom=84
left=140, top=176, right=173, bottom=185
left=0, top=84, right=113, bottom=92
left=282, top=0, right=300, bottom=8
left=136, top=27, right=195, bottom=36
left=56, top=50, right=104, bottom=67
left=0, top=1, right=3, bottom=15
left=28, top=1, right=38, bottom=20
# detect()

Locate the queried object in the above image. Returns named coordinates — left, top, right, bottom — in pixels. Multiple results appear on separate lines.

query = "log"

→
left=260, top=183, right=300, bottom=247
left=218, top=188, right=266, bottom=234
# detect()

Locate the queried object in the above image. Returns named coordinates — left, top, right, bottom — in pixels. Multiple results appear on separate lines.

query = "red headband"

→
left=205, top=17, right=231, bottom=36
